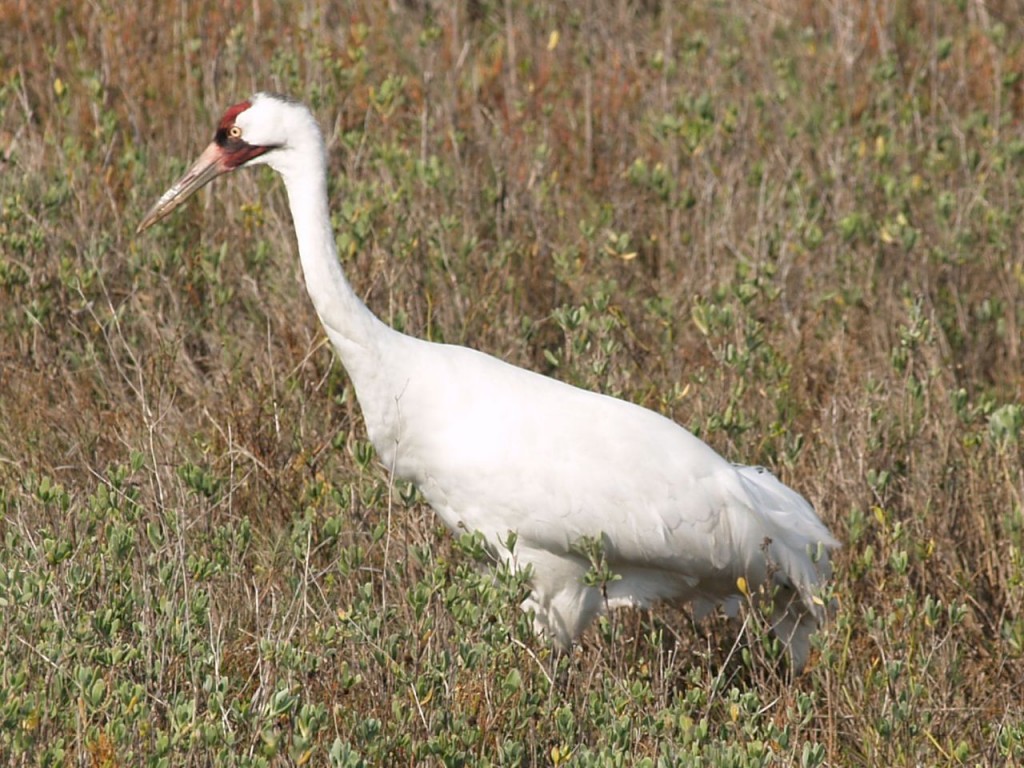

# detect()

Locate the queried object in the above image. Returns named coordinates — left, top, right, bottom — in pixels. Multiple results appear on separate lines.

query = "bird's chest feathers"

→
left=324, top=331, right=414, bottom=472
left=351, top=377, right=411, bottom=473
left=346, top=351, right=519, bottom=522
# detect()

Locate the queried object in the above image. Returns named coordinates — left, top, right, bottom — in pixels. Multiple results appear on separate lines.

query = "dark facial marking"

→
left=216, top=100, right=252, bottom=136
left=213, top=99, right=272, bottom=169
left=214, top=100, right=252, bottom=150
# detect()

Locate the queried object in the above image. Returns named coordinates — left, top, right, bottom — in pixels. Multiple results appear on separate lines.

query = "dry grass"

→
left=1, top=1, right=1023, bottom=765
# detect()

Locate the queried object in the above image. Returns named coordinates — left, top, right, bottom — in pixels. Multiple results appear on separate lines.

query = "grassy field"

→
left=2, top=0, right=1023, bottom=765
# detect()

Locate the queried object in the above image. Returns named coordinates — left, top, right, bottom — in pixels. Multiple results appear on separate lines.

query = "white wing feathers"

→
left=379, top=342, right=838, bottom=668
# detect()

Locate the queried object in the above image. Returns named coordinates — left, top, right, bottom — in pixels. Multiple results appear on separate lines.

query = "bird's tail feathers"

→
left=733, top=464, right=840, bottom=669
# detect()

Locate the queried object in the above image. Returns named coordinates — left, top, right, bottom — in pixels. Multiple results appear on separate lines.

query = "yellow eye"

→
left=228, top=125, right=242, bottom=139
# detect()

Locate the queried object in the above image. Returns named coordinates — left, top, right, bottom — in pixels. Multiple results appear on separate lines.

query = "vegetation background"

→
left=2, top=0, right=1023, bottom=765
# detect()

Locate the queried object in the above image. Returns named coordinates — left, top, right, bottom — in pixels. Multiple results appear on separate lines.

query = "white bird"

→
left=138, top=93, right=839, bottom=670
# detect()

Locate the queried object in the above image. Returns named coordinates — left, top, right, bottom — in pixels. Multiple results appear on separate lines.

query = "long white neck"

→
left=255, top=102, right=415, bottom=467
left=268, top=118, right=394, bottom=368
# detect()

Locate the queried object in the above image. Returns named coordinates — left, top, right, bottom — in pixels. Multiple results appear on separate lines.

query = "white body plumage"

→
left=139, top=93, right=839, bottom=669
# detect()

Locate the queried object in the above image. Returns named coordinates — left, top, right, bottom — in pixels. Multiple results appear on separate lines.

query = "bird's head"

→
left=137, top=93, right=317, bottom=233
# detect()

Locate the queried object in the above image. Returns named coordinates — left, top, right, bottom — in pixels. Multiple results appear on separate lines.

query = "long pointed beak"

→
left=136, top=142, right=229, bottom=234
